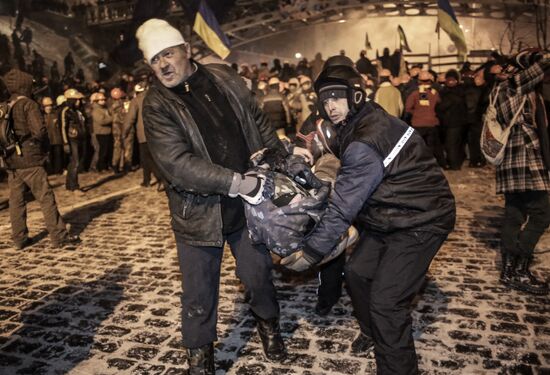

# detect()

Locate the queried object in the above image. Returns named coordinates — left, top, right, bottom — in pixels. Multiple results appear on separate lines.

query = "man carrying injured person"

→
left=281, top=57, right=456, bottom=375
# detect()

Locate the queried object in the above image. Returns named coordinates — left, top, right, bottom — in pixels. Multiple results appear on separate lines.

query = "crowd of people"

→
left=232, top=47, right=495, bottom=171
left=1, top=16, right=549, bottom=375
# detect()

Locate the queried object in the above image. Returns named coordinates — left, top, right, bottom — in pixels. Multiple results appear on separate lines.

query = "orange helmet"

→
left=41, top=97, right=53, bottom=106
left=110, top=87, right=126, bottom=100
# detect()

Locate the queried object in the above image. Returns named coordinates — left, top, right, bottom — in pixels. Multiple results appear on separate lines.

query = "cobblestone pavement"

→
left=0, top=167, right=549, bottom=375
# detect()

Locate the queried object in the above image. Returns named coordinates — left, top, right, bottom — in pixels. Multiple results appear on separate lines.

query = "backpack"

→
left=0, top=97, right=25, bottom=159
left=480, top=86, right=527, bottom=166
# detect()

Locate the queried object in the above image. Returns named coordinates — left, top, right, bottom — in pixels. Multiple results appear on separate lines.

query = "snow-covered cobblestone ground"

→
left=0, top=167, right=548, bottom=374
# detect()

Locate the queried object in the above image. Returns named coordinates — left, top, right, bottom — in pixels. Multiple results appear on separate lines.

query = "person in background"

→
left=492, top=51, right=550, bottom=296
left=405, top=70, right=445, bottom=167
left=374, top=69, right=403, bottom=118
left=42, top=96, right=64, bottom=175
left=60, top=88, right=87, bottom=192
left=91, top=91, right=113, bottom=173
left=3, top=68, right=79, bottom=249
left=436, top=69, right=468, bottom=170
left=124, top=81, right=161, bottom=188
left=110, top=87, right=129, bottom=173
left=259, top=77, right=291, bottom=139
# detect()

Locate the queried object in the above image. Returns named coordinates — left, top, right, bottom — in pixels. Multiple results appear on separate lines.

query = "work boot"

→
left=499, top=253, right=516, bottom=286
left=51, top=234, right=81, bottom=249
left=314, top=300, right=336, bottom=316
left=509, top=257, right=549, bottom=295
left=14, top=237, right=33, bottom=250
left=253, top=312, right=287, bottom=361
left=351, top=332, right=375, bottom=354
left=186, top=343, right=215, bottom=375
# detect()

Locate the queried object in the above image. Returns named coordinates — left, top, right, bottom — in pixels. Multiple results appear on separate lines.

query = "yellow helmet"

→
left=64, top=88, right=84, bottom=99
left=268, top=77, right=280, bottom=86
left=41, top=97, right=53, bottom=106
left=56, top=95, right=67, bottom=106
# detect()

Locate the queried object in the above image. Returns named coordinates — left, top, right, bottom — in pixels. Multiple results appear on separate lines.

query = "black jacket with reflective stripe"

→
left=339, top=102, right=456, bottom=234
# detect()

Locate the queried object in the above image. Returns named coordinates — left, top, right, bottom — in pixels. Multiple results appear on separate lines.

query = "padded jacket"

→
left=143, top=63, right=286, bottom=246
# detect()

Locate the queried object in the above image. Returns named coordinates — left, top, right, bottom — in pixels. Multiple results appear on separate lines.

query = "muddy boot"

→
left=499, top=253, right=516, bottom=287
left=509, top=257, right=549, bottom=295
left=186, top=343, right=215, bottom=375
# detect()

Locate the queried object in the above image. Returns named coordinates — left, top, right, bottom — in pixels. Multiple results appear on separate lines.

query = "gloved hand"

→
left=285, top=154, right=325, bottom=189
left=292, top=146, right=313, bottom=165
left=237, top=171, right=273, bottom=205
left=280, top=249, right=319, bottom=272
left=63, top=143, right=70, bottom=154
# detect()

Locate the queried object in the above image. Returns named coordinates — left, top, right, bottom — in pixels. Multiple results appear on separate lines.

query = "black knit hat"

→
left=445, top=69, right=460, bottom=81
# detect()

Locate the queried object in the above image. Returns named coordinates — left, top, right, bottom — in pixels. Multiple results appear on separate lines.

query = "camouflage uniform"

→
left=110, top=99, right=127, bottom=171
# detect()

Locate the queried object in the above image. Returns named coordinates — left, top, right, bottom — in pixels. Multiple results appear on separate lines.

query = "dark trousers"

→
left=48, top=144, right=64, bottom=175
left=444, top=126, right=466, bottom=170
left=467, top=122, right=484, bottom=165
left=139, top=142, right=160, bottom=185
left=8, top=166, right=67, bottom=245
left=176, top=226, right=279, bottom=348
left=317, top=252, right=346, bottom=307
left=414, top=127, right=446, bottom=167
left=96, top=134, right=112, bottom=172
left=66, top=139, right=83, bottom=190
left=345, top=230, right=447, bottom=375
left=501, top=191, right=550, bottom=258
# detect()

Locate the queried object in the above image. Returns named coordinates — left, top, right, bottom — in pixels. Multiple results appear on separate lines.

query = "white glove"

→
left=292, top=146, right=313, bottom=165
left=237, top=171, right=268, bottom=205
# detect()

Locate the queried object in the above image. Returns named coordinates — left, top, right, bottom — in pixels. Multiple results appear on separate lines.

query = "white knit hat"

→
left=136, top=18, right=186, bottom=63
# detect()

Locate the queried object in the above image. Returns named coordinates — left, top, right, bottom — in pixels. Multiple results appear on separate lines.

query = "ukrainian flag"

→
left=193, top=0, right=231, bottom=59
left=437, top=0, right=467, bottom=58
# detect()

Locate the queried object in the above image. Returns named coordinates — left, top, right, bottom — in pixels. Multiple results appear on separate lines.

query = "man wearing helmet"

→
left=135, top=18, right=312, bottom=373
left=282, top=57, right=456, bottom=374
left=110, top=87, right=128, bottom=173
left=259, top=77, right=291, bottom=139
left=60, top=88, right=88, bottom=191
left=298, top=75, right=317, bottom=130
left=41, top=97, right=64, bottom=175
left=91, top=91, right=113, bottom=173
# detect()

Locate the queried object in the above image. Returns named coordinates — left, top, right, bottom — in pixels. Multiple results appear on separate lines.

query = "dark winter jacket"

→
left=45, top=112, right=63, bottom=145
left=436, top=85, right=468, bottom=128
left=124, top=92, right=146, bottom=143
left=143, top=63, right=286, bottom=246
left=3, top=69, right=48, bottom=169
left=463, top=83, right=482, bottom=125
left=59, top=104, right=87, bottom=143
left=260, top=88, right=290, bottom=130
left=306, top=102, right=456, bottom=258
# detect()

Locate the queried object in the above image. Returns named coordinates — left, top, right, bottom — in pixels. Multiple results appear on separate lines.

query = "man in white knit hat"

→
left=135, top=18, right=313, bottom=373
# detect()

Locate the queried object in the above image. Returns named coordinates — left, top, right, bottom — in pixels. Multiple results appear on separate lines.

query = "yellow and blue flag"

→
left=437, top=0, right=467, bottom=58
left=193, top=0, right=231, bottom=59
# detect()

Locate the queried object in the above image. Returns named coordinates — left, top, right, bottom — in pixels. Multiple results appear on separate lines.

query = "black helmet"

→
left=314, top=61, right=365, bottom=122
left=322, top=55, right=355, bottom=70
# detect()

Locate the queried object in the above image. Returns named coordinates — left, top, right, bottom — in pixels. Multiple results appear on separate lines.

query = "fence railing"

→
left=403, top=50, right=494, bottom=72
